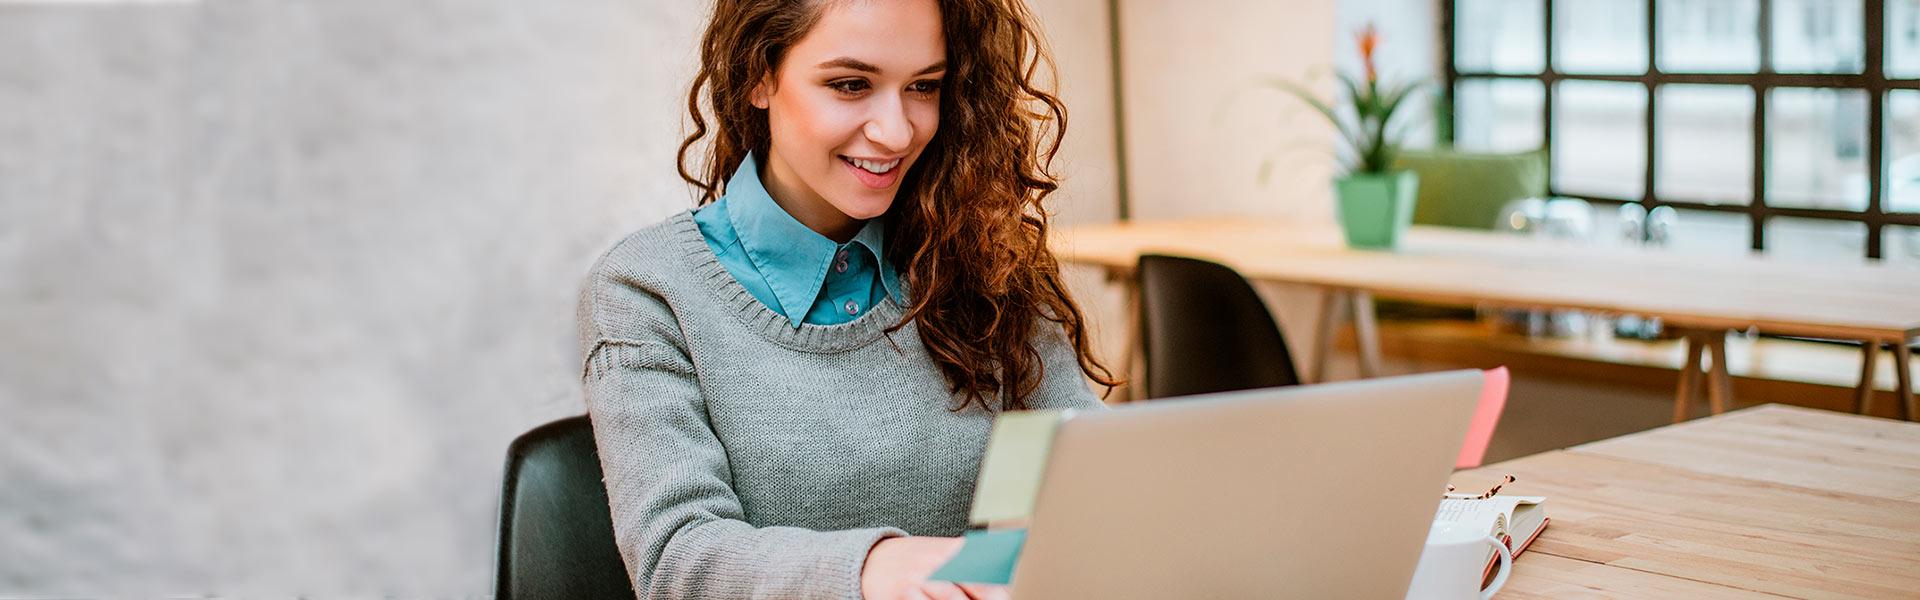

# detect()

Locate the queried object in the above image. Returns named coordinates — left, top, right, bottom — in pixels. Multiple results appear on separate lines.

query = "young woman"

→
left=576, top=0, right=1117, bottom=598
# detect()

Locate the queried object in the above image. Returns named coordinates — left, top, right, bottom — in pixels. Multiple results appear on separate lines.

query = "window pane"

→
left=1456, top=0, right=1546, bottom=74
left=1765, top=217, right=1865, bottom=260
left=1889, top=90, right=1920, bottom=213
left=1664, top=207, right=1753, bottom=256
left=1658, top=0, right=1760, bottom=73
left=1454, top=79, right=1545, bottom=152
left=1766, top=88, right=1868, bottom=210
left=1657, top=85, right=1754, bottom=204
left=1554, top=0, right=1649, bottom=74
left=1888, top=225, right=1920, bottom=263
left=1893, top=0, right=1920, bottom=78
left=1554, top=80, right=1647, bottom=199
left=1771, top=0, right=1864, bottom=73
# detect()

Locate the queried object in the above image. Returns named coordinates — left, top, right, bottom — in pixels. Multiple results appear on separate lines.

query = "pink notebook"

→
left=1456, top=367, right=1510, bottom=469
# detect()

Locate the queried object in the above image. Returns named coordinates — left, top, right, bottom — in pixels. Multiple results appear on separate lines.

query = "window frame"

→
left=1443, top=0, right=1920, bottom=259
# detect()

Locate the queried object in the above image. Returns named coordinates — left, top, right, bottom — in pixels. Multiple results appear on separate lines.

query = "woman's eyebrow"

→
left=816, top=57, right=948, bottom=76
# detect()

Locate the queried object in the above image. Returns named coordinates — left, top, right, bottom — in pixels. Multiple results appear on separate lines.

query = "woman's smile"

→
left=839, top=154, right=904, bottom=189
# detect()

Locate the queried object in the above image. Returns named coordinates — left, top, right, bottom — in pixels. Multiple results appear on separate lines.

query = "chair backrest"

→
left=1137, top=254, right=1300, bottom=399
left=496, top=415, right=636, bottom=600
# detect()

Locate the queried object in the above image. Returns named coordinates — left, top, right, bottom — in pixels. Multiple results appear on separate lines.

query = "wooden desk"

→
left=1055, top=219, right=1920, bottom=420
left=1450, top=405, right=1920, bottom=598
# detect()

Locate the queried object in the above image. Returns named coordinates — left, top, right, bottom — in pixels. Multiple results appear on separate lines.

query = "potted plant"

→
left=1265, top=23, right=1425, bottom=250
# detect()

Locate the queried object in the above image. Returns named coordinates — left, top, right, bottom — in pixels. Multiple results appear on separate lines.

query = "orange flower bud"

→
left=1357, top=23, right=1379, bottom=83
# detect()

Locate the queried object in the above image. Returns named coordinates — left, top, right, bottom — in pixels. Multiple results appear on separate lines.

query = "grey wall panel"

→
left=0, top=0, right=1125, bottom=594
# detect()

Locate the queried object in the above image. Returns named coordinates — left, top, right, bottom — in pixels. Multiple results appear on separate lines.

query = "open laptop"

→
left=1008, top=369, right=1484, bottom=599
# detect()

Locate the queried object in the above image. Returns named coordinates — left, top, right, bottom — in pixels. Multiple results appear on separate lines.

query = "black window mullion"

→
left=1457, top=72, right=1896, bottom=87
left=1753, top=0, right=1773, bottom=252
left=1442, top=0, right=1459, bottom=146
left=1752, top=84, right=1770, bottom=251
left=1543, top=0, right=1558, bottom=195
left=1645, top=0, right=1661, bottom=214
left=1554, top=193, right=1920, bottom=224
left=1866, top=0, right=1887, bottom=259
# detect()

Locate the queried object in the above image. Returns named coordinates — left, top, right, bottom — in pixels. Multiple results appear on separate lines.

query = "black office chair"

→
left=496, top=415, right=637, bottom=600
left=1137, top=254, right=1301, bottom=399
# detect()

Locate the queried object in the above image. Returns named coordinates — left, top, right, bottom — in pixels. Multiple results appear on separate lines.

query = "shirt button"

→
left=843, top=299, right=859, bottom=315
left=835, top=259, right=849, bottom=273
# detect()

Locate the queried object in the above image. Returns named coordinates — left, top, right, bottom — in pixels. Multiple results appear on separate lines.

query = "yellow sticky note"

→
left=968, top=409, right=1069, bottom=526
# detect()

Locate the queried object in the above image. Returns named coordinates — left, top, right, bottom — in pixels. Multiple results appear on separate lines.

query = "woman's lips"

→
left=841, top=156, right=901, bottom=190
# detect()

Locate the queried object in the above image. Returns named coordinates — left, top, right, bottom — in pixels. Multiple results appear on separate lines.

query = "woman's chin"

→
left=834, top=197, right=895, bottom=222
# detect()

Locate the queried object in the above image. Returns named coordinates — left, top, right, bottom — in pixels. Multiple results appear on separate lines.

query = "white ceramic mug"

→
left=1405, top=521, right=1512, bottom=599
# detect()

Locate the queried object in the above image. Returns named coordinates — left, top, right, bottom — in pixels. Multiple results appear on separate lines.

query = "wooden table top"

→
left=1053, top=219, right=1920, bottom=342
left=1448, top=405, right=1920, bottom=598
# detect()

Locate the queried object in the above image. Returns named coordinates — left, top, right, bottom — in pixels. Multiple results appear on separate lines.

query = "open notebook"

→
left=1434, top=491, right=1550, bottom=583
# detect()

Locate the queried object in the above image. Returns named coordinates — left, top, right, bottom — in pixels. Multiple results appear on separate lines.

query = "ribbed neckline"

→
left=670, top=211, right=909, bottom=354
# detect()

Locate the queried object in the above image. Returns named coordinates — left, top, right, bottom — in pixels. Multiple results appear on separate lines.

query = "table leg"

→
left=1311, top=288, right=1343, bottom=384
left=1674, top=334, right=1705, bottom=423
left=1855, top=341, right=1881, bottom=415
left=1895, top=341, right=1915, bottom=422
left=1352, top=291, right=1382, bottom=379
left=1706, top=332, right=1732, bottom=415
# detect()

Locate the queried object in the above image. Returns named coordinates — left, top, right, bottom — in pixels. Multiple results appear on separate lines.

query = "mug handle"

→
left=1479, top=535, right=1514, bottom=599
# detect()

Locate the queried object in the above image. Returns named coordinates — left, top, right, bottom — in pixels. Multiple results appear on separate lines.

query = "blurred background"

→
left=2, top=0, right=1914, bottom=596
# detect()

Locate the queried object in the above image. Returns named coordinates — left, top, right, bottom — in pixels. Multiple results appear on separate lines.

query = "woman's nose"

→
left=862, top=95, right=912, bottom=152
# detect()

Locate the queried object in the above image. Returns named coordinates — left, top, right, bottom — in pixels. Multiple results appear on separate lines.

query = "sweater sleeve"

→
left=578, top=268, right=904, bottom=600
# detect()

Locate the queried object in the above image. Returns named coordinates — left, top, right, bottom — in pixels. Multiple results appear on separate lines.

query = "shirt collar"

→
left=724, top=152, right=903, bottom=326
left=849, top=215, right=905, bottom=305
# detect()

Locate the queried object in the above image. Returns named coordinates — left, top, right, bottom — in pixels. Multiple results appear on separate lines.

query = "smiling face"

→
left=750, top=0, right=945, bottom=242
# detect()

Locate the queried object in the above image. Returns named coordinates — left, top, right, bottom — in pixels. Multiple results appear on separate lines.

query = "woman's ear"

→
left=750, top=76, right=772, bottom=110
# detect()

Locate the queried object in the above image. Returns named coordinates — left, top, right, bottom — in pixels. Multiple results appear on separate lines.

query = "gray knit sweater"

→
left=576, top=212, right=1105, bottom=599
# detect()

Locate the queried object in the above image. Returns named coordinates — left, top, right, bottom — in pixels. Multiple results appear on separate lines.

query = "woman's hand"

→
left=861, top=536, right=1011, bottom=600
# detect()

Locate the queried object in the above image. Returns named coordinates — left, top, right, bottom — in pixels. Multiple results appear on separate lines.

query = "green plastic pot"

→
left=1334, top=170, right=1420, bottom=250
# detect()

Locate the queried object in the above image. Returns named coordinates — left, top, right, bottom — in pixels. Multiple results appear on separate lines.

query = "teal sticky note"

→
left=928, top=528, right=1028, bottom=585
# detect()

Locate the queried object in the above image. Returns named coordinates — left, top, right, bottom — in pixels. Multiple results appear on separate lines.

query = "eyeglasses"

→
left=1445, top=474, right=1515, bottom=500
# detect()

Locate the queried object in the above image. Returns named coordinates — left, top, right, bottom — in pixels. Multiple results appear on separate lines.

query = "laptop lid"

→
left=1008, top=370, right=1484, bottom=599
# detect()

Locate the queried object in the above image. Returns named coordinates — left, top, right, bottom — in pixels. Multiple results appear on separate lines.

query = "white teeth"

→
left=845, top=157, right=900, bottom=174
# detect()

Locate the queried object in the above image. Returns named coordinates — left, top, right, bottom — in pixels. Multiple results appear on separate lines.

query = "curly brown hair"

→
left=676, top=0, right=1120, bottom=411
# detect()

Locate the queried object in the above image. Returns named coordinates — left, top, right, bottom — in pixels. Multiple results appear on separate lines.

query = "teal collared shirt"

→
left=694, top=153, right=904, bottom=327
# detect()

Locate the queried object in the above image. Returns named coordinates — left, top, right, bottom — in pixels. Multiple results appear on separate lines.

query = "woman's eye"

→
left=909, top=79, right=943, bottom=95
left=828, top=79, right=870, bottom=94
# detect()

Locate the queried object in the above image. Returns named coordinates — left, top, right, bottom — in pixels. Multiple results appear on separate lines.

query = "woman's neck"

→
left=760, top=152, right=861, bottom=243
